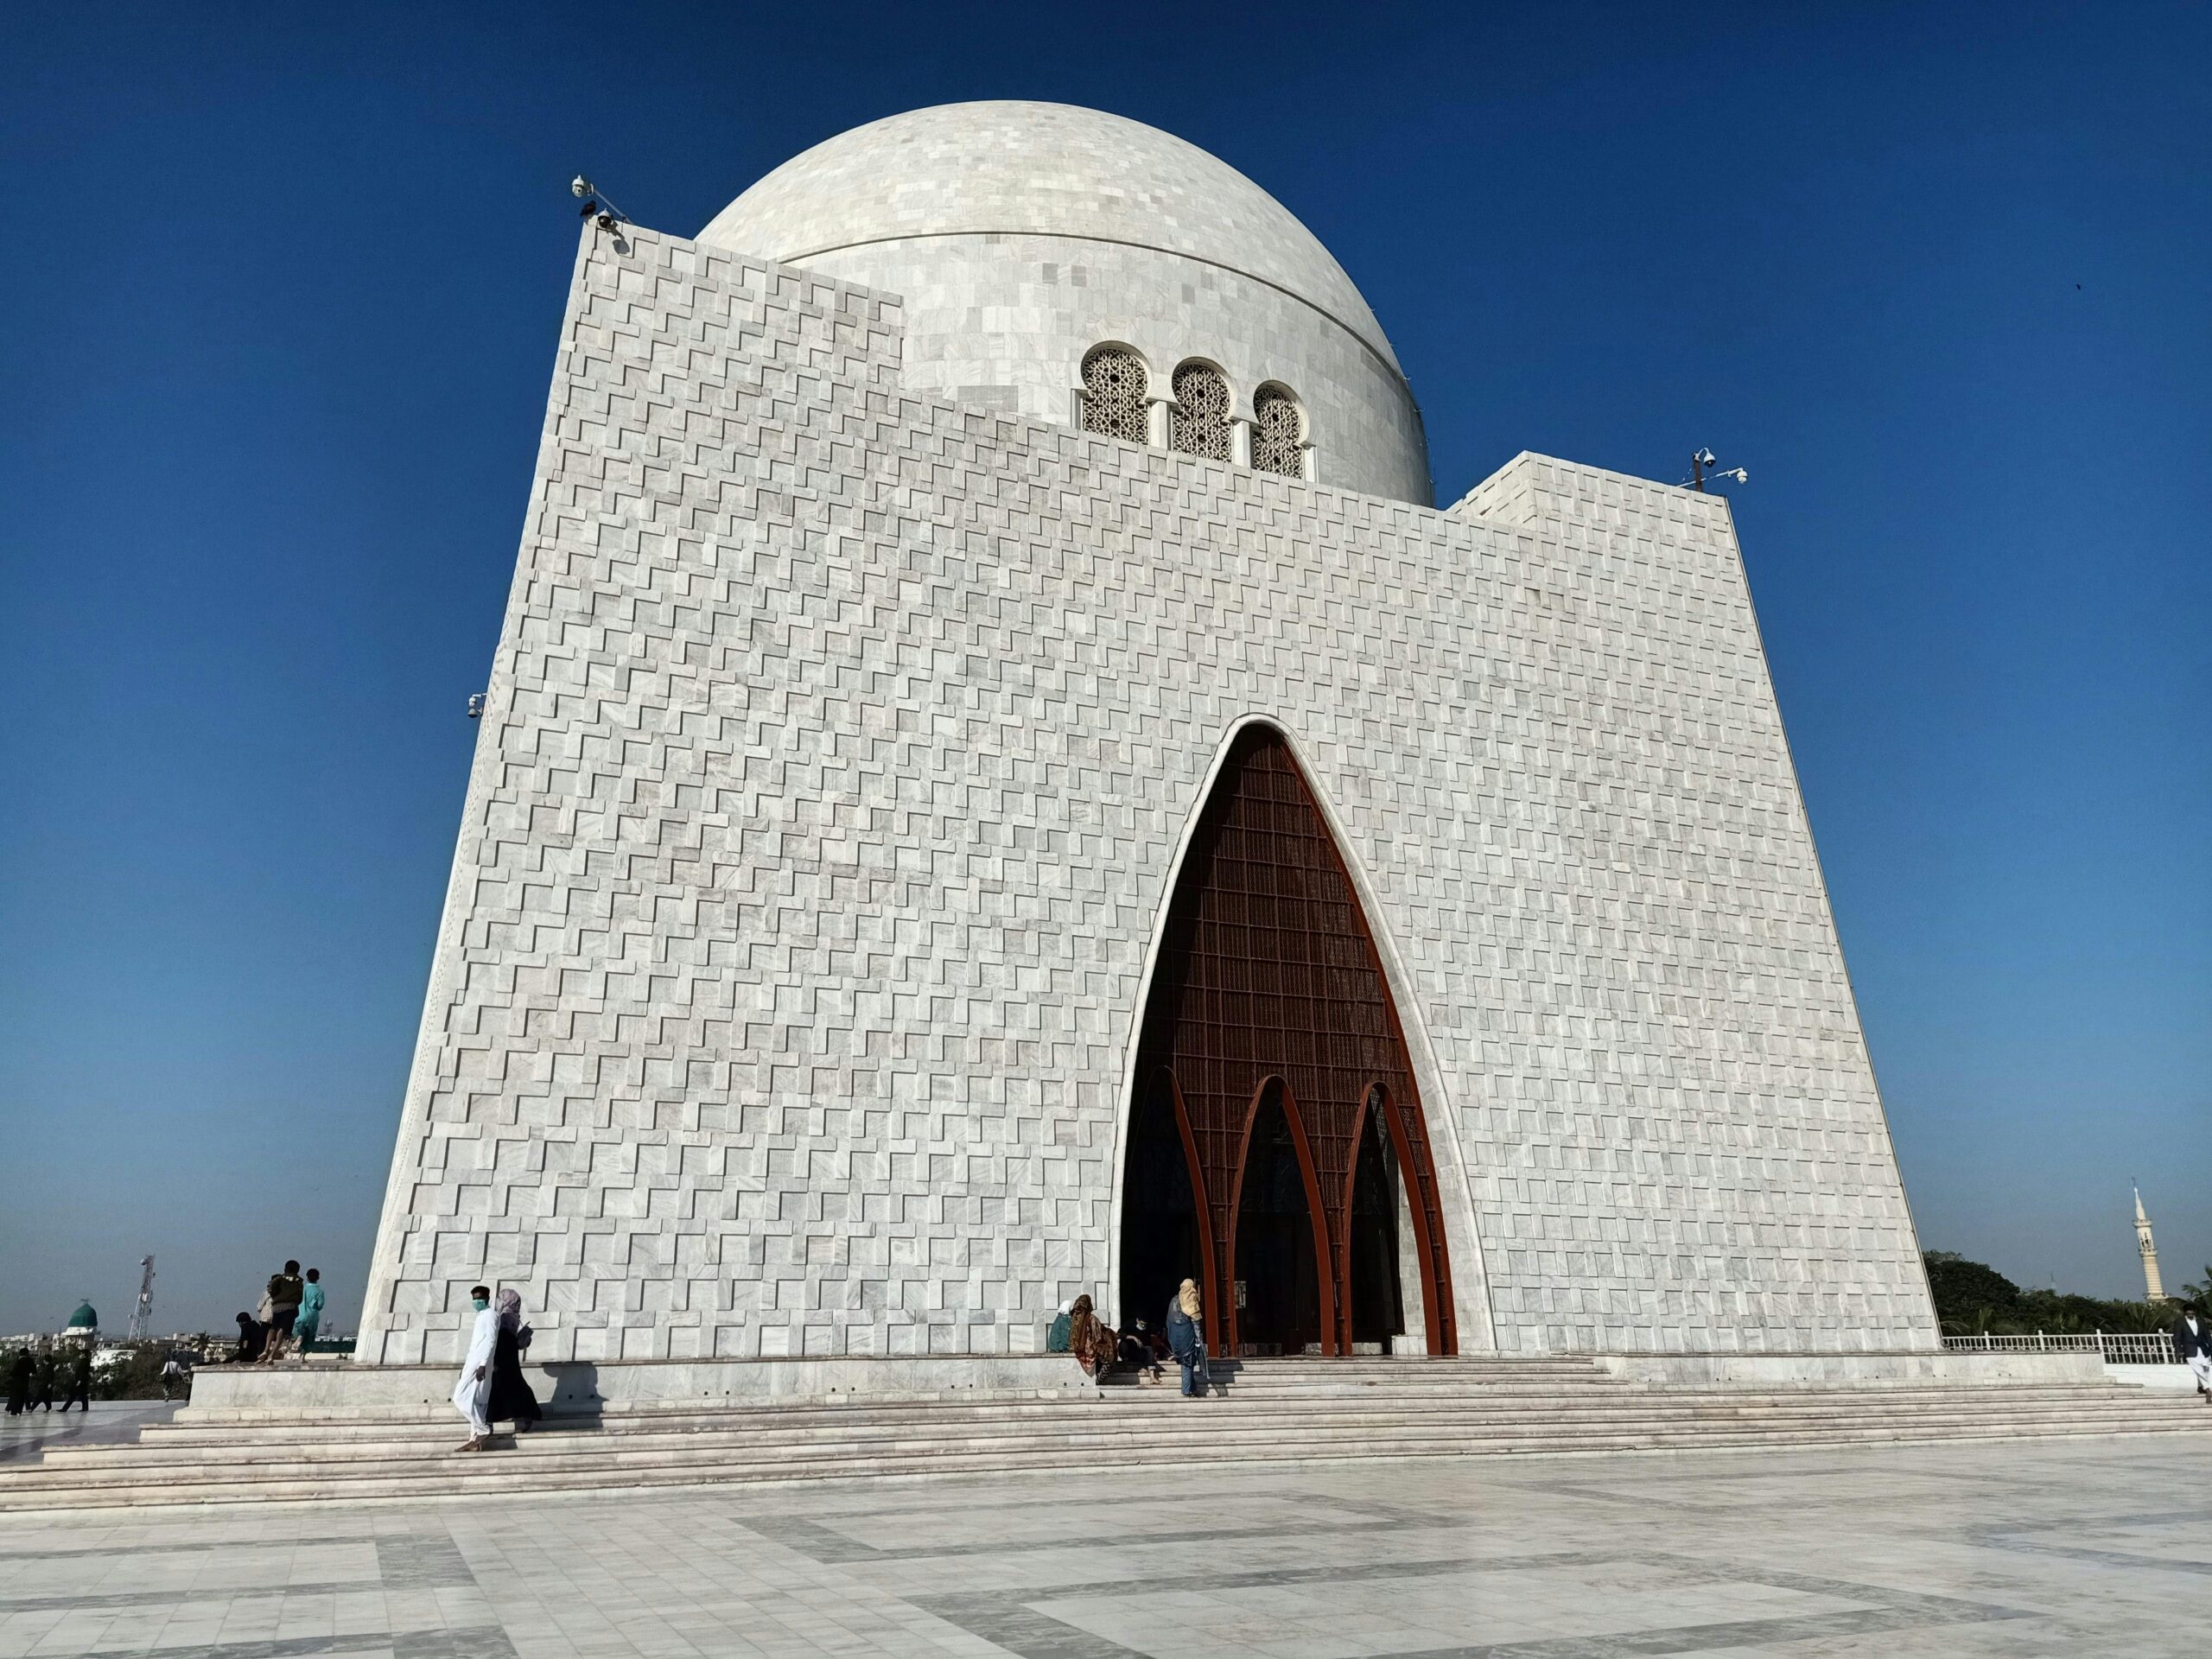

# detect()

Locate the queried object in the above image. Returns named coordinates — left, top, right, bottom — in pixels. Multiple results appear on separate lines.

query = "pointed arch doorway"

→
left=1116, top=724, right=1458, bottom=1356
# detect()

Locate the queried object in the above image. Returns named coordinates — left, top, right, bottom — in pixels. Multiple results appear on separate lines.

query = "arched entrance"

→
left=1119, top=1071, right=1215, bottom=1340
left=1116, top=724, right=1458, bottom=1355
left=1228, top=1080, right=1332, bottom=1353
left=1345, top=1090, right=1405, bottom=1346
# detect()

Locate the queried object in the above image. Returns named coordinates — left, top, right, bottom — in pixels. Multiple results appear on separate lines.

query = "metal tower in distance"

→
left=127, top=1255, right=155, bottom=1340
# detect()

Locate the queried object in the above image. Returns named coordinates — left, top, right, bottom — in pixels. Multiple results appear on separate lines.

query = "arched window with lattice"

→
left=1251, top=383, right=1306, bottom=479
left=1169, top=361, right=1231, bottom=461
left=1079, top=346, right=1149, bottom=445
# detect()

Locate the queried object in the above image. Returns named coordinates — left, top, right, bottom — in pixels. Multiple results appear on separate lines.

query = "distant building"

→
left=61, top=1301, right=98, bottom=1338
left=2135, top=1185, right=2167, bottom=1302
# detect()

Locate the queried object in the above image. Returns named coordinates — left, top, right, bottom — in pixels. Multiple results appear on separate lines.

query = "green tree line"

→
left=1924, top=1250, right=2206, bottom=1336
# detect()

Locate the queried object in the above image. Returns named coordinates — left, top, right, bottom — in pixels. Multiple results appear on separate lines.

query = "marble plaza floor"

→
left=1, top=1405, right=176, bottom=1465
left=2, top=1433, right=2208, bottom=1659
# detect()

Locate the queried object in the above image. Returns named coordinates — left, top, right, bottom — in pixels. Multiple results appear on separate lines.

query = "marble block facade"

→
left=355, top=106, right=1937, bottom=1369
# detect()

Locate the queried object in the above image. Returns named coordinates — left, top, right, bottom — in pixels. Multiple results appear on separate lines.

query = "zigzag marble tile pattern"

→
left=355, top=215, right=1934, bottom=1368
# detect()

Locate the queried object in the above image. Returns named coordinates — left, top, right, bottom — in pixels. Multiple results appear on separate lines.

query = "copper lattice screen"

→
left=1135, top=728, right=1457, bottom=1354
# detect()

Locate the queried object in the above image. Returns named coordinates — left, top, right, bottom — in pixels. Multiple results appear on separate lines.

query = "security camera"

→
left=466, top=693, right=486, bottom=719
left=570, top=175, right=594, bottom=200
left=1694, top=448, right=1717, bottom=468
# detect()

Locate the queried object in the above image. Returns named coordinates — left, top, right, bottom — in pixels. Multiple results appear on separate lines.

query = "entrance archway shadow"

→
left=1117, top=1069, right=1216, bottom=1339
left=1226, top=1077, right=1337, bottom=1355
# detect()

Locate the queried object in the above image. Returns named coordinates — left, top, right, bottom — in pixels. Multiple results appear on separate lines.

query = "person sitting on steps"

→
left=1067, top=1294, right=1116, bottom=1381
left=1117, top=1317, right=1166, bottom=1385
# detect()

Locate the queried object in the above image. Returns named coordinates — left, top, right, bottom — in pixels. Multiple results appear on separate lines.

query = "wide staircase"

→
left=2, top=1356, right=2202, bottom=1510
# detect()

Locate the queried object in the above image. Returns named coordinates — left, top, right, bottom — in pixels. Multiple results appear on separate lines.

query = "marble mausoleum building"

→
left=354, top=102, right=1941, bottom=1376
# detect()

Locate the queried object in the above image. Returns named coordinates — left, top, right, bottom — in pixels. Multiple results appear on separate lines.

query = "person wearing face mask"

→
left=452, top=1284, right=499, bottom=1452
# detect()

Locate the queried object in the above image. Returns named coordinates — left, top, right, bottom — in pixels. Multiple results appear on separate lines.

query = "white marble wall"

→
left=355, top=222, right=1937, bottom=1366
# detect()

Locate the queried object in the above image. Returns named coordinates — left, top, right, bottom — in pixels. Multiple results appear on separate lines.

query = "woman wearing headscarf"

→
left=484, top=1287, right=543, bottom=1433
left=1165, top=1278, right=1211, bottom=1398
left=1066, top=1294, right=1116, bottom=1380
left=452, top=1284, right=498, bottom=1452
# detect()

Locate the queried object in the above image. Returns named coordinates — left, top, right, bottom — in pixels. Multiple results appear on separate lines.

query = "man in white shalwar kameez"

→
left=2175, top=1302, right=2212, bottom=1402
left=452, top=1284, right=498, bottom=1451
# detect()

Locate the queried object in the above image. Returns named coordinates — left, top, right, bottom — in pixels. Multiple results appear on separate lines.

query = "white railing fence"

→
left=1941, top=1332, right=2177, bottom=1364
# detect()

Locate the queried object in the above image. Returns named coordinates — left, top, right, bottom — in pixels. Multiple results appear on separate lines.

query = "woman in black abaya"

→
left=485, top=1288, right=543, bottom=1434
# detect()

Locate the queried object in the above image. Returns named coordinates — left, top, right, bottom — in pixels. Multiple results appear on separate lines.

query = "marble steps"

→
left=160, top=1358, right=1616, bottom=1427
left=31, top=1414, right=2209, bottom=1494
left=73, top=1405, right=2205, bottom=1479
left=3, top=1409, right=2205, bottom=1510
left=126, top=1378, right=2202, bottom=1450
left=152, top=1384, right=1647, bottom=1441
left=1116, top=1358, right=1618, bottom=1391
left=1170, top=1357, right=1604, bottom=1373
left=3, top=1382, right=2203, bottom=1511
left=22, top=1397, right=2209, bottom=1480
left=131, top=1382, right=2212, bottom=1443
left=1128, top=1367, right=1617, bottom=1391
left=76, top=1376, right=2212, bottom=1442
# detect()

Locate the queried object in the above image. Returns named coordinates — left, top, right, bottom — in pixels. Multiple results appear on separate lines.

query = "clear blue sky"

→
left=3, top=3, right=2205, bottom=1337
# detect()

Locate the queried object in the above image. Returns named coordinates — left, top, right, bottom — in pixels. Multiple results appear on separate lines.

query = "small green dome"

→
left=64, top=1301, right=97, bottom=1332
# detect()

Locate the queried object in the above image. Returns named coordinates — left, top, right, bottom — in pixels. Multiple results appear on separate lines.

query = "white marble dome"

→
left=700, top=102, right=1432, bottom=504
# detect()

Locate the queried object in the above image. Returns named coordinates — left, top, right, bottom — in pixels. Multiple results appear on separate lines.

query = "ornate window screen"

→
left=1079, top=346, right=1149, bottom=444
left=1252, top=383, right=1306, bottom=478
left=1169, top=362, right=1232, bottom=461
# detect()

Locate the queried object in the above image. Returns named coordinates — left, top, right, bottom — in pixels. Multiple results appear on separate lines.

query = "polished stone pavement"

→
left=2, top=1433, right=2207, bottom=1658
left=0, top=1405, right=175, bottom=1465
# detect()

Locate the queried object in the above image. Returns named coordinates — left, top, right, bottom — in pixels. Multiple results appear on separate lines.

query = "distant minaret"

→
left=2136, top=1184, right=2168, bottom=1303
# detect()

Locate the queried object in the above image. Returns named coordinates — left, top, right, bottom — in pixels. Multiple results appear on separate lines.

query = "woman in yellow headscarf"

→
left=1165, top=1278, right=1211, bottom=1398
